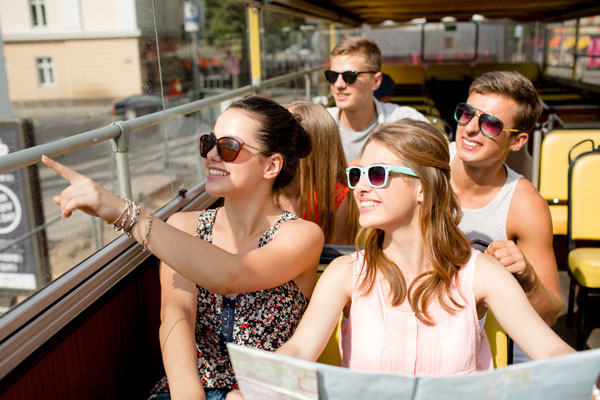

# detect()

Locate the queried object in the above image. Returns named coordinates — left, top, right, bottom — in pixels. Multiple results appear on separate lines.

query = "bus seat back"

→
left=473, top=62, right=540, bottom=82
left=315, top=268, right=343, bottom=366
left=569, top=151, right=600, bottom=241
left=426, top=63, right=473, bottom=81
left=483, top=311, right=508, bottom=368
left=539, top=130, right=600, bottom=200
left=381, top=65, right=426, bottom=86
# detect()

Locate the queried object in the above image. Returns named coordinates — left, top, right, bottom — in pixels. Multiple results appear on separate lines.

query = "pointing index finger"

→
left=41, top=155, right=83, bottom=183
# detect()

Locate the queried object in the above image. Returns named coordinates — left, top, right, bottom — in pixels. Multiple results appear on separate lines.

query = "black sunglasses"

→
left=454, top=103, right=521, bottom=139
left=199, top=133, right=262, bottom=162
left=324, top=70, right=376, bottom=84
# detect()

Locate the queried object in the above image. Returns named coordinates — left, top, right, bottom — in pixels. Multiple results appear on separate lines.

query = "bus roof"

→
left=255, top=0, right=600, bottom=25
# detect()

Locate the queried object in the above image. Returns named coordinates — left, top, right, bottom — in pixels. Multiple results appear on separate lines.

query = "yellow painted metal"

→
left=330, top=23, right=336, bottom=52
left=248, top=5, right=262, bottom=93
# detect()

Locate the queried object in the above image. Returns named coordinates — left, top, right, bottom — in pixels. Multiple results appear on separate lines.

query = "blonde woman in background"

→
left=279, top=101, right=359, bottom=244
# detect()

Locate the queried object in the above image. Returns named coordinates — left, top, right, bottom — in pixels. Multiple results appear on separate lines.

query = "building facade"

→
left=0, top=0, right=173, bottom=103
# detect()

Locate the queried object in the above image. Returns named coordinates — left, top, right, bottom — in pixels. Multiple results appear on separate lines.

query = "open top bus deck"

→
left=0, top=0, right=599, bottom=398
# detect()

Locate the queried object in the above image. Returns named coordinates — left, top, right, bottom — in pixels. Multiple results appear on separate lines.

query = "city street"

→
left=9, top=102, right=210, bottom=281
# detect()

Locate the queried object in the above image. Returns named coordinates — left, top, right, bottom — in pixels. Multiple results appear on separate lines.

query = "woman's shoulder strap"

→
left=258, top=210, right=298, bottom=247
left=195, top=208, right=218, bottom=241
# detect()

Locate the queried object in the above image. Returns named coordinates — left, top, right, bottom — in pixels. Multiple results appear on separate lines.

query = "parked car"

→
left=112, top=94, right=164, bottom=120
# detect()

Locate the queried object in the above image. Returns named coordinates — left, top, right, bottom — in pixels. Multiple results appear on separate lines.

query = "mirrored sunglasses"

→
left=324, top=70, right=376, bottom=84
left=346, top=164, right=418, bottom=189
left=454, top=103, right=521, bottom=139
left=199, top=133, right=262, bottom=162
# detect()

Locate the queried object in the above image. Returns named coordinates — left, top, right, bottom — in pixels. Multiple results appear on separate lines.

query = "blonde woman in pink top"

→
left=268, top=120, right=574, bottom=378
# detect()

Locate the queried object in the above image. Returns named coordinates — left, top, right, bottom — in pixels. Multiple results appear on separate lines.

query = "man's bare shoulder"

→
left=508, top=178, right=552, bottom=236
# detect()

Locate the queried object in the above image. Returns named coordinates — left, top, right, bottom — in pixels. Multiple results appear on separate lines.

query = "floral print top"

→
left=149, top=208, right=309, bottom=397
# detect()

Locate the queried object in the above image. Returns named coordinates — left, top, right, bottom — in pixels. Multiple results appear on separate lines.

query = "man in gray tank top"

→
left=449, top=71, right=563, bottom=363
left=325, top=37, right=428, bottom=164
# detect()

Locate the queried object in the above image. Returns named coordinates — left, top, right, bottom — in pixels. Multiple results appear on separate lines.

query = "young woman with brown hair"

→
left=278, top=101, right=359, bottom=244
left=42, top=95, right=324, bottom=400
left=267, top=120, right=573, bottom=377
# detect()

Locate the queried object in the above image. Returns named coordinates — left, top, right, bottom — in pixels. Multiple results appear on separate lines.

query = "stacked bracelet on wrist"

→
left=141, top=213, right=153, bottom=251
left=110, top=199, right=153, bottom=249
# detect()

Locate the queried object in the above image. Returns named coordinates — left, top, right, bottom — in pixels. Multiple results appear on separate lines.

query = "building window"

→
left=36, top=57, right=55, bottom=87
left=30, top=0, right=47, bottom=27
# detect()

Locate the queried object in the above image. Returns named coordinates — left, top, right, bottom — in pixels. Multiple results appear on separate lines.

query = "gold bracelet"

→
left=113, top=200, right=132, bottom=231
left=141, top=213, right=153, bottom=251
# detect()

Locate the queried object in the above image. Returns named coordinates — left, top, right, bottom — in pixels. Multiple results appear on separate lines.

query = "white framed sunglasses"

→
left=346, top=164, right=418, bottom=189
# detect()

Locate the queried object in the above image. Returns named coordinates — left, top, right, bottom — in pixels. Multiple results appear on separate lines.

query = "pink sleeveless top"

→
left=340, top=250, right=493, bottom=376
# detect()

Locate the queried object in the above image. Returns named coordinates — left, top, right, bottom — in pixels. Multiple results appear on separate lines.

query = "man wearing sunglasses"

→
left=449, top=71, right=563, bottom=363
left=325, top=37, right=428, bottom=164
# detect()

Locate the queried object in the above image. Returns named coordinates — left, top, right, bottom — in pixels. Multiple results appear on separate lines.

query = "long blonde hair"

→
left=359, top=120, right=472, bottom=325
left=287, top=101, right=359, bottom=243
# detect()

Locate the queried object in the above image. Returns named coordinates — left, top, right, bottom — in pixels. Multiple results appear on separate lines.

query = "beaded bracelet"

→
left=124, top=203, right=140, bottom=236
left=141, top=213, right=153, bottom=251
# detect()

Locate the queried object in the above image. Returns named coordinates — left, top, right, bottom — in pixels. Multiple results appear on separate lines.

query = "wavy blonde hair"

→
left=359, top=120, right=472, bottom=325
left=287, top=101, right=359, bottom=243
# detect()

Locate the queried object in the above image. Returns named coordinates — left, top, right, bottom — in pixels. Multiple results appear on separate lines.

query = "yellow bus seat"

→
left=389, top=95, right=435, bottom=106
left=549, top=205, right=568, bottom=236
left=314, top=267, right=343, bottom=366
left=425, top=115, right=449, bottom=139
left=538, top=129, right=600, bottom=235
left=540, top=93, right=584, bottom=103
left=381, top=65, right=426, bottom=86
left=395, top=103, right=439, bottom=116
left=473, top=62, right=540, bottom=83
left=426, top=63, right=473, bottom=81
left=566, top=148, right=600, bottom=349
left=483, top=311, right=509, bottom=368
left=316, top=313, right=343, bottom=366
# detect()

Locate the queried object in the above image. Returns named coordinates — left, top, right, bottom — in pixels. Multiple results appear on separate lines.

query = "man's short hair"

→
left=330, top=37, right=382, bottom=72
left=469, top=71, right=542, bottom=134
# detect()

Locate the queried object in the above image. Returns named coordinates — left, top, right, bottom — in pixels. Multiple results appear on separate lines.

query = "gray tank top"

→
left=450, top=142, right=530, bottom=363
left=449, top=142, right=522, bottom=248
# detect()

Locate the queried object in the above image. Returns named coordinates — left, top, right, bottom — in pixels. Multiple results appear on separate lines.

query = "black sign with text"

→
left=0, top=118, right=49, bottom=295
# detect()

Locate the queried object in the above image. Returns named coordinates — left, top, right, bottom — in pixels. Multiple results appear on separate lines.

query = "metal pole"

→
left=532, top=128, right=542, bottom=189
left=111, top=122, right=133, bottom=200
left=304, top=73, right=311, bottom=99
left=572, top=19, right=580, bottom=79
left=248, top=6, right=262, bottom=95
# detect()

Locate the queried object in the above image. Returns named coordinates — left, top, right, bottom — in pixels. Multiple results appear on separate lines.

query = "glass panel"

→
left=261, top=9, right=329, bottom=79
left=0, top=0, right=251, bottom=316
left=575, top=15, right=600, bottom=84
left=545, top=20, right=578, bottom=78
left=260, top=8, right=330, bottom=102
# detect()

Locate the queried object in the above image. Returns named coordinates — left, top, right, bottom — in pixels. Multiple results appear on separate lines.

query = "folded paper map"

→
left=227, top=344, right=600, bottom=400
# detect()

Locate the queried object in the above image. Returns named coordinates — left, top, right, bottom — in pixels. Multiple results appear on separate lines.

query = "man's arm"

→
left=489, top=179, right=562, bottom=326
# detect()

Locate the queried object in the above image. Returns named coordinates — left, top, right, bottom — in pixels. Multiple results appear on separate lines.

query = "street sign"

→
left=184, top=1, right=200, bottom=32
left=0, top=118, right=49, bottom=297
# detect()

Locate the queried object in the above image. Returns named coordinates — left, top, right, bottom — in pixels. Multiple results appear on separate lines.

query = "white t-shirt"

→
left=328, top=97, right=429, bottom=162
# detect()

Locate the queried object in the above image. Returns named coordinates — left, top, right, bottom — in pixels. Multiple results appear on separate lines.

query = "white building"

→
left=0, top=0, right=183, bottom=103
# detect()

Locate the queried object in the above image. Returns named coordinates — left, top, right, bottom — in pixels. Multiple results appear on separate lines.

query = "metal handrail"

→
left=0, top=67, right=322, bottom=176
left=261, top=66, right=322, bottom=89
